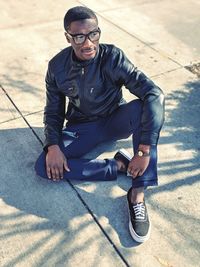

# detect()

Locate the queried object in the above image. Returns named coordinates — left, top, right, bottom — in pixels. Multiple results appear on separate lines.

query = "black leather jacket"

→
left=44, top=44, right=164, bottom=149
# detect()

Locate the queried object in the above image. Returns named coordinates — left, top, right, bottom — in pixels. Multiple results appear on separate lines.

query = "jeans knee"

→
left=34, top=152, right=47, bottom=179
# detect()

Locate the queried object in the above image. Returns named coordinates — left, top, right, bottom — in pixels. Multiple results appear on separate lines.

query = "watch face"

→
left=138, top=150, right=143, bottom=157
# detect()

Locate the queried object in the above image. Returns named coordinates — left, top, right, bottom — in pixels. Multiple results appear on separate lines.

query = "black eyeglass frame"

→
left=66, top=27, right=101, bottom=45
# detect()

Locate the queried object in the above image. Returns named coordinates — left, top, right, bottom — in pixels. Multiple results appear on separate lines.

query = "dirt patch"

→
left=185, top=63, right=200, bottom=78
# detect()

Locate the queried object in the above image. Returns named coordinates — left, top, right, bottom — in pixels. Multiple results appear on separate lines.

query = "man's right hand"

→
left=46, top=145, right=70, bottom=181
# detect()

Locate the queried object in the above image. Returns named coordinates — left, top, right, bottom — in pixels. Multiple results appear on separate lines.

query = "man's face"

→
left=65, top=18, right=100, bottom=61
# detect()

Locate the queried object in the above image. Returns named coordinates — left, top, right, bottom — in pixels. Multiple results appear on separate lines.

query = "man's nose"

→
left=82, top=36, right=93, bottom=47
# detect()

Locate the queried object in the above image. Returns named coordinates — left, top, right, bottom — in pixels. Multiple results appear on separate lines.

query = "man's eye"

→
left=90, top=32, right=98, bottom=37
left=75, top=35, right=85, bottom=41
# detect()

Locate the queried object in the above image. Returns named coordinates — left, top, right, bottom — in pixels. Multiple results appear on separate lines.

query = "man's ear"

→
left=64, top=32, right=70, bottom=43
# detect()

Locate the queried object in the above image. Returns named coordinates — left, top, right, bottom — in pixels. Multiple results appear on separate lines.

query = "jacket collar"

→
left=70, top=46, right=100, bottom=67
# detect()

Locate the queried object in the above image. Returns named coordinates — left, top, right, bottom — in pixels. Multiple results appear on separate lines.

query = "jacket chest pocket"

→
left=58, top=81, right=78, bottom=98
left=84, top=82, right=105, bottom=102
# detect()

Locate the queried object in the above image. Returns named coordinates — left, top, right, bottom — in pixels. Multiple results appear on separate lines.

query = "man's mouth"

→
left=81, top=48, right=96, bottom=55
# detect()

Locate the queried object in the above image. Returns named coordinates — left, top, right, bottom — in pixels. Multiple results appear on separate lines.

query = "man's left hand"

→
left=128, top=155, right=150, bottom=178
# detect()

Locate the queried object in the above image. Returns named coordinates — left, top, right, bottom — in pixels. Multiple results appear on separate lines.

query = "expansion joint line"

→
left=1, top=83, right=130, bottom=267
left=0, top=84, right=43, bottom=146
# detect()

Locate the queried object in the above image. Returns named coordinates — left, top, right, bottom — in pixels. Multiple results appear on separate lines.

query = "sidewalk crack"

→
left=0, top=84, right=43, bottom=145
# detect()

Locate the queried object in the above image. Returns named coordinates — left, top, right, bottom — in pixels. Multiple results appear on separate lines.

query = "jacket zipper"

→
left=80, top=67, right=87, bottom=113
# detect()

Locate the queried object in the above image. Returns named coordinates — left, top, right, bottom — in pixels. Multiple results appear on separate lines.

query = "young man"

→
left=35, top=6, right=165, bottom=243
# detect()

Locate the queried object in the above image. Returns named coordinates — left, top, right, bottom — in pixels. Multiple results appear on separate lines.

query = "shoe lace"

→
left=133, top=203, right=146, bottom=220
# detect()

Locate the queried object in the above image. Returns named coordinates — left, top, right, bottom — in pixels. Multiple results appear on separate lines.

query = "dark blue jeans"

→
left=35, top=100, right=158, bottom=188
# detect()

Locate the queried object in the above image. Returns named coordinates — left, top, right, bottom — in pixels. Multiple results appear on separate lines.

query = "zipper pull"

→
left=81, top=68, right=84, bottom=75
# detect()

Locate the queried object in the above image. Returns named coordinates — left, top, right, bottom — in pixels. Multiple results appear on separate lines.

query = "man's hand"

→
left=46, top=145, right=70, bottom=181
left=128, top=155, right=150, bottom=178
left=128, top=144, right=150, bottom=178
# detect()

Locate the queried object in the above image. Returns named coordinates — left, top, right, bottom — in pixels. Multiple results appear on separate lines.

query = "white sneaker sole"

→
left=118, top=149, right=133, bottom=176
left=118, top=149, right=132, bottom=161
left=128, top=220, right=151, bottom=243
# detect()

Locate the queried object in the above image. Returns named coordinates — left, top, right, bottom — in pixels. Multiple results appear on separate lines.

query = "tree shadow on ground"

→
left=0, top=126, right=129, bottom=266
left=0, top=79, right=200, bottom=266
left=145, top=79, right=200, bottom=265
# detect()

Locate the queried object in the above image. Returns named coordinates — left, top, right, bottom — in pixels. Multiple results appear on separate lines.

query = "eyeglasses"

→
left=66, top=28, right=101, bottom=45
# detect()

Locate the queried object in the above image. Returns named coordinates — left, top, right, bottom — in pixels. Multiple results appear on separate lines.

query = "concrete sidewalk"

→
left=0, top=0, right=200, bottom=266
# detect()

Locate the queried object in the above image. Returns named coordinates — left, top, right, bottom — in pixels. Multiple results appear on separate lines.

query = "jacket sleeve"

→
left=43, top=62, right=66, bottom=151
left=109, top=47, right=165, bottom=145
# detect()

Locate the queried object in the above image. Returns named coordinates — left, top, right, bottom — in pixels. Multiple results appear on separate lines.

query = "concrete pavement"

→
left=0, top=1, right=200, bottom=266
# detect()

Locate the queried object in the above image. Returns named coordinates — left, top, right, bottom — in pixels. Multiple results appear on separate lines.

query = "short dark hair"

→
left=64, top=6, right=98, bottom=31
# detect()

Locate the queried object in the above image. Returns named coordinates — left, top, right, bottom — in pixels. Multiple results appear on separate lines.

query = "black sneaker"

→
left=127, top=188, right=151, bottom=243
left=114, top=149, right=132, bottom=173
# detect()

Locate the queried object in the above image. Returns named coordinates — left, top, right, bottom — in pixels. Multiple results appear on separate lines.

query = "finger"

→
left=127, top=166, right=132, bottom=174
left=58, top=166, right=64, bottom=179
left=138, top=170, right=144, bottom=176
left=54, top=168, right=61, bottom=180
left=50, top=167, right=57, bottom=181
left=64, top=159, right=70, bottom=172
left=46, top=166, right=52, bottom=179
left=132, top=169, right=140, bottom=178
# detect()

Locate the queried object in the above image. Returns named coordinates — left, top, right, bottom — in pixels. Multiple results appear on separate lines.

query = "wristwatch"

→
left=137, top=150, right=150, bottom=157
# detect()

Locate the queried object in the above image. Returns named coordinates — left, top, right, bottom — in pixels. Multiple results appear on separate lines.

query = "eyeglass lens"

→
left=73, top=30, right=100, bottom=44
